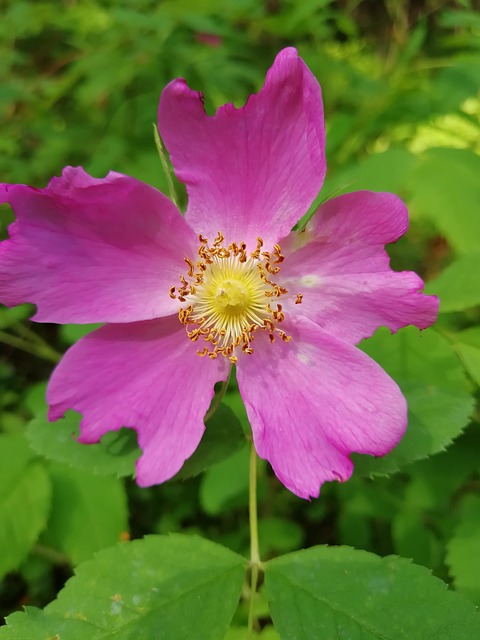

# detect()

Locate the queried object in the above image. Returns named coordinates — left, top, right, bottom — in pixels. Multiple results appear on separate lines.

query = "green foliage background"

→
left=0, top=0, right=479, bottom=636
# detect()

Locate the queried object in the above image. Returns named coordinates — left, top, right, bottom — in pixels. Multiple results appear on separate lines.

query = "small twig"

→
left=33, top=543, right=70, bottom=566
left=0, top=328, right=61, bottom=363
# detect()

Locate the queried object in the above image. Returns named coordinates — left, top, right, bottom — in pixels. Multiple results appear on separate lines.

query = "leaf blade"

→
left=1, top=535, right=245, bottom=640
left=355, top=327, right=474, bottom=476
left=265, top=546, right=480, bottom=639
left=0, top=435, right=51, bottom=579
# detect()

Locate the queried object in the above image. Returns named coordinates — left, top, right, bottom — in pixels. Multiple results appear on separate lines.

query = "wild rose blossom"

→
left=0, top=48, right=439, bottom=499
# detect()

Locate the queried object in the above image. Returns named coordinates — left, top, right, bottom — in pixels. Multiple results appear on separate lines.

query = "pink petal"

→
left=280, top=191, right=439, bottom=344
left=158, top=47, right=326, bottom=249
left=47, top=316, right=228, bottom=485
left=0, top=167, right=197, bottom=323
left=236, top=316, right=407, bottom=499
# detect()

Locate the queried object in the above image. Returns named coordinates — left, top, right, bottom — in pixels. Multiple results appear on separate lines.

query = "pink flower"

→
left=0, top=48, right=438, bottom=499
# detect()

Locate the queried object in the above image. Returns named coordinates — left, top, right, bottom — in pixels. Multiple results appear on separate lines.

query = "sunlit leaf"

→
left=409, top=149, right=480, bottom=255
left=322, top=148, right=416, bottom=197
left=426, top=253, right=480, bottom=313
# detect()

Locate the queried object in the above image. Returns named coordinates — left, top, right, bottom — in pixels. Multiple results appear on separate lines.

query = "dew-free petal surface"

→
left=280, top=191, right=439, bottom=344
left=158, top=47, right=326, bottom=250
left=47, top=316, right=228, bottom=486
left=0, top=167, right=197, bottom=323
left=236, top=316, right=406, bottom=499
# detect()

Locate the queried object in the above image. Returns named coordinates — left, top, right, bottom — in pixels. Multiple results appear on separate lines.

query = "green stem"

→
left=0, top=329, right=60, bottom=363
left=33, top=543, right=70, bottom=565
left=153, top=123, right=180, bottom=209
left=247, top=439, right=261, bottom=639
left=14, top=323, right=62, bottom=360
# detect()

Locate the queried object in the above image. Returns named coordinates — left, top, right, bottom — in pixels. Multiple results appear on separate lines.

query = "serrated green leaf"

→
left=426, top=253, right=480, bottom=313
left=265, top=546, right=480, bottom=639
left=405, top=427, right=480, bottom=511
left=174, top=402, right=246, bottom=480
left=42, top=463, right=128, bottom=565
left=447, top=495, right=480, bottom=605
left=2, top=536, right=245, bottom=640
left=28, top=401, right=245, bottom=483
left=27, top=410, right=140, bottom=478
left=0, top=607, right=99, bottom=640
left=0, top=435, right=51, bottom=579
left=355, top=327, right=474, bottom=476
left=409, top=148, right=480, bottom=254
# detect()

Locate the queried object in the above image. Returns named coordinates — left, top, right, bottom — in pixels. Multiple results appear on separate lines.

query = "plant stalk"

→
left=247, top=439, right=261, bottom=639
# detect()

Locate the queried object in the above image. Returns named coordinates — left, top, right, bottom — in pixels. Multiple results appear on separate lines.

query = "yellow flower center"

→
left=170, top=232, right=303, bottom=363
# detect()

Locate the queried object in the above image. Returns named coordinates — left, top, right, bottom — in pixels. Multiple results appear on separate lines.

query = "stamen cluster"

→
left=170, top=232, right=302, bottom=363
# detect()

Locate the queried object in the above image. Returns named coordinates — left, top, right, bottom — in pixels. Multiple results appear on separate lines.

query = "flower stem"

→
left=153, top=123, right=180, bottom=209
left=247, top=438, right=261, bottom=639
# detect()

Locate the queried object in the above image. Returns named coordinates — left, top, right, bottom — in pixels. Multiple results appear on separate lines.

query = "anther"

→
left=250, top=237, right=263, bottom=259
left=213, top=231, right=224, bottom=247
left=264, top=319, right=275, bottom=332
left=273, top=244, right=285, bottom=264
left=184, top=257, right=195, bottom=277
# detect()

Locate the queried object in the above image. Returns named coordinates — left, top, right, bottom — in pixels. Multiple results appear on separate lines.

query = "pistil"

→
left=170, top=232, right=301, bottom=362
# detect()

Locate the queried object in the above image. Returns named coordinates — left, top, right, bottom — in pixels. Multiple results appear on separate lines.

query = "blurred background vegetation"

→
left=1, top=0, right=479, bottom=633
